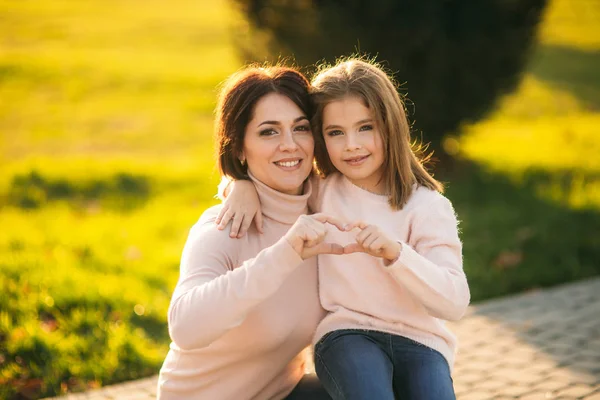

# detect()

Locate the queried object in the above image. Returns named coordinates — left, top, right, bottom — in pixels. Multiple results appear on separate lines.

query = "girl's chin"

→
left=341, top=170, right=375, bottom=181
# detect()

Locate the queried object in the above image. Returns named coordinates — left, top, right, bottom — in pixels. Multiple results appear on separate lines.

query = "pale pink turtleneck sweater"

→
left=158, top=173, right=325, bottom=400
left=311, top=173, right=470, bottom=368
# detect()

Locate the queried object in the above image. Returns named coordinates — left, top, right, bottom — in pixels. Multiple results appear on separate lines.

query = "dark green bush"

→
left=234, top=0, right=548, bottom=147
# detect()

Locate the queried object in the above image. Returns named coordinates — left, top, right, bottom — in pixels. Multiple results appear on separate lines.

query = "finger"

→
left=314, top=242, right=344, bottom=256
left=312, top=214, right=347, bottom=231
left=363, top=233, right=381, bottom=251
left=343, top=243, right=365, bottom=254
left=238, top=214, right=254, bottom=238
left=304, top=227, right=322, bottom=248
left=345, top=221, right=369, bottom=232
left=217, top=208, right=234, bottom=230
left=230, top=214, right=244, bottom=238
left=306, top=217, right=326, bottom=236
left=255, top=211, right=264, bottom=234
left=215, top=204, right=229, bottom=226
left=367, top=237, right=386, bottom=253
left=356, top=226, right=376, bottom=245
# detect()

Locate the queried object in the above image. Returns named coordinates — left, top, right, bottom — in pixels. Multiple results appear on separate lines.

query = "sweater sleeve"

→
left=385, top=195, right=470, bottom=321
left=168, top=210, right=304, bottom=350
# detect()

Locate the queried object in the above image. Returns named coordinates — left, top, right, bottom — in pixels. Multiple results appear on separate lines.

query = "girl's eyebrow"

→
left=324, top=118, right=373, bottom=131
left=324, top=124, right=342, bottom=131
left=355, top=118, right=373, bottom=126
left=258, top=116, right=308, bottom=127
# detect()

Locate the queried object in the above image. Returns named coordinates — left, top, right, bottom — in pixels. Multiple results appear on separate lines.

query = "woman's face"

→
left=241, top=92, right=314, bottom=195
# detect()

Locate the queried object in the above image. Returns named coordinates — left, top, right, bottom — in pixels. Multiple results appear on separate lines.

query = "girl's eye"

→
left=326, top=129, right=343, bottom=137
left=359, top=124, right=373, bottom=132
left=259, top=128, right=278, bottom=136
left=294, top=124, right=311, bottom=132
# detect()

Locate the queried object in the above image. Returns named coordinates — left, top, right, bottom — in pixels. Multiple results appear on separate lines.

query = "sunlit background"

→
left=0, top=0, right=598, bottom=398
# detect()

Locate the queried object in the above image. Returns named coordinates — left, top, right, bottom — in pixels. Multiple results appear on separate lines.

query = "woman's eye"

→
left=359, top=124, right=373, bottom=132
left=326, top=130, right=343, bottom=137
left=295, top=124, right=311, bottom=132
left=259, top=128, right=277, bottom=136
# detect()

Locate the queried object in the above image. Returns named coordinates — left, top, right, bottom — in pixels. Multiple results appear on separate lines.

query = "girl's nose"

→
left=344, top=133, right=360, bottom=151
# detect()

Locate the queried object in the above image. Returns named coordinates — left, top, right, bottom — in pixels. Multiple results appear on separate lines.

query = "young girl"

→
left=217, top=58, right=470, bottom=400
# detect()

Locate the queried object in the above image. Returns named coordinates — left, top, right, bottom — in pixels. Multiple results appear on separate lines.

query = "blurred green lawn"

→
left=0, top=0, right=598, bottom=398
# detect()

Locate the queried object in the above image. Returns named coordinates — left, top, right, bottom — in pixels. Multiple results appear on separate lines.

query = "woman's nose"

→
left=279, top=130, right=298, bottom=151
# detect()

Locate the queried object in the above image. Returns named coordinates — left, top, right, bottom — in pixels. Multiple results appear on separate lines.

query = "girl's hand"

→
left=285, top=214, right=347, bottom=260
left=216, top=180, right=263, bottom=238
left=344, top=222, right=402, bottom=264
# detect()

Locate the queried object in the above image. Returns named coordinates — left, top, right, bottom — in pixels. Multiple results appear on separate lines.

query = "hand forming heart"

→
left=284, top=214, right=347, bottom=260
left=343, top=221, right=402, bottom=264
left=285, top=215, right=401, bottom=263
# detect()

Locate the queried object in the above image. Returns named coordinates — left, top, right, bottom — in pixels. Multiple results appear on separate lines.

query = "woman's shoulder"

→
left=197, top=205, right=223, bottom=226
left=178, top=205, right=242, bottom=273
left=187, top=205, right=241, bottom=250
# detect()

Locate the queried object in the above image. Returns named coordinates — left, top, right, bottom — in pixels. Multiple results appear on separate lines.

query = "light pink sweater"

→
left=311, top=173, right=470, bottom=368
left=158, top=175, right=325, bottom=400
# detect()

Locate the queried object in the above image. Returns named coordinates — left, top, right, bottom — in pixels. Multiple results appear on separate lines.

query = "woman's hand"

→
left=344, top=222, right=402, bottom=264
left=285, top=214, right=347, bottom=260
left=216, top=180, right=263, bottom=238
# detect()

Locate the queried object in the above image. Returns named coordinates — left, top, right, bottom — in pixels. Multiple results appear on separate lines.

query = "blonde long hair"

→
left=311, top=57, right=443, bottom=209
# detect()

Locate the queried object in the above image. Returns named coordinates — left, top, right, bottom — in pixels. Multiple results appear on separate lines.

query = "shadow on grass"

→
left=3, top=170, right=151, bottom=211
left=442, top=161, right=600, bottom=302
left=443, top=161, right=600, bottom=387
left=529, top=44, right=600, bottom=108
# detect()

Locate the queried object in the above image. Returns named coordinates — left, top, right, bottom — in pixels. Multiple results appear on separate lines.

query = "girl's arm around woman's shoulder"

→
left=168, top=206, right=304, bottom=350
left=386, top=189, right=470, bottom=321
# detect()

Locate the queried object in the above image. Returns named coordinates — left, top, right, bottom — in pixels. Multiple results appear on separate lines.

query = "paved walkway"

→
left=47, top=277, right=600, bottom=399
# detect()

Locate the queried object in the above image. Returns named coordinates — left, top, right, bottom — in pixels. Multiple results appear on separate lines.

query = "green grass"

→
left=0, top=0, right=243, bottom=397
left=0, top=0, right=598, bottom=398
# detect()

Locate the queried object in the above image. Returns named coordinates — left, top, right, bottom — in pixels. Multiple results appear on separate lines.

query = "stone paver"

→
left=45, top=277, right=600, bottom=399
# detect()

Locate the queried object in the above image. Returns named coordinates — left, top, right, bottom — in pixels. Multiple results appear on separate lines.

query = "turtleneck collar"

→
left=248, top=171, right=311, bottom=225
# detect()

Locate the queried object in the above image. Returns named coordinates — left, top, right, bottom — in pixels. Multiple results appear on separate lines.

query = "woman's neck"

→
left=247, top=171, right=311, bottom=225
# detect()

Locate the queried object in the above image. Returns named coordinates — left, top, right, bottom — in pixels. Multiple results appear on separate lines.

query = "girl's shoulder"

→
left=405, top=185, right=454, bottom=214
left=308, top=172, right=343, bottom=206
left=318, top=171, right=344, bottom=187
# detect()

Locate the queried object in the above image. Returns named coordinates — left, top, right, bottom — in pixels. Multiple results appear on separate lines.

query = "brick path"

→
left=46, top=277, right=600, bottom=399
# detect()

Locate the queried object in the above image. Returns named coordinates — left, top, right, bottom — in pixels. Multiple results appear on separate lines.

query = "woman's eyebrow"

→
left=258, top=120, right=281, bottom=127
left=258, top=116, right=308, bottom=127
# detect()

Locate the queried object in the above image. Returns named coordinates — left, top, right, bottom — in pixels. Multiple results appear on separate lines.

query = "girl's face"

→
left=322, top=95, right=386, bottom=194
left=242, top=92, right=314, bottom=195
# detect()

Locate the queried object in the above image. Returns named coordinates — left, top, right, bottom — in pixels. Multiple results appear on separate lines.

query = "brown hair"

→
left=311, top=57, right=443, bottom=209
left=215, top=65, right=312, bottom=179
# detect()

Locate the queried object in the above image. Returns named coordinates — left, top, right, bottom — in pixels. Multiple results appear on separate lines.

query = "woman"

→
left=157, top=65, right=341, bottom=399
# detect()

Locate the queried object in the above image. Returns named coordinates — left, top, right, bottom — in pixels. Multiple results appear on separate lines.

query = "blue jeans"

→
left=314, top=329, right=455, bottom=400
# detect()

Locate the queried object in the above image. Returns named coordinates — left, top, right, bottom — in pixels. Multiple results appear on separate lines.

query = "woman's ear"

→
left=239, top=152, right=246, bottom=166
